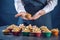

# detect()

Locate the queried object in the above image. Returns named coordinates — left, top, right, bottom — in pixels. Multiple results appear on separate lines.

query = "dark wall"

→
left=0, top=0, right=19, bottom=26
left=52, top=0, right=60, bottom=29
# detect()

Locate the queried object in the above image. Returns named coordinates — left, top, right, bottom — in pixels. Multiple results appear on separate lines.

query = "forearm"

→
left=42, top=0, right=58, bottom=14
left=14, top=0, right=26, bottom=13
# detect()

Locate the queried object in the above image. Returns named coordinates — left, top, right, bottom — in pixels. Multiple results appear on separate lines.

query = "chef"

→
left=15, top=0, right=58, bottom=29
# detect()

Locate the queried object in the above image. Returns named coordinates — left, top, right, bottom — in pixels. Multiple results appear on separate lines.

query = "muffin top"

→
left=40, top=26, right=48, bottom=29
left=42, top=29, right=51, bottom=33
left=40, top=26, right=48, bottom=31
left=7, top=24, right=17, bottom=29
left=28, top=24, right=32, bottom=29
left=12, top=27, right=20, bottom=32
left=51, top=28, right=59, bottom=32
left=25, top=13, right=32, bottom=19
left=22, top=28, right=30, bottom=32
left=32, top=26, right=41, bottom=33
left=19, top=24, right=25, bottom=30
left=2, top=29, right=10, bottom=32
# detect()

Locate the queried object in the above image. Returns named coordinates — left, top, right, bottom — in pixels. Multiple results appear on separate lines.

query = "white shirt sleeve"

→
left=42, top=0, right=58, bottom=14
left=14, top=0, right=26, bottom=13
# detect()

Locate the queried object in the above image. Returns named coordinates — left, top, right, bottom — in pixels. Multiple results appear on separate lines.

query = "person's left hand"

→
left=31, top=10, right=45, bottom=20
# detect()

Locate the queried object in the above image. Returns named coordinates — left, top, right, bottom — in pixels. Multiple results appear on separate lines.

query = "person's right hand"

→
left=15, top=12, right=32, bottom=20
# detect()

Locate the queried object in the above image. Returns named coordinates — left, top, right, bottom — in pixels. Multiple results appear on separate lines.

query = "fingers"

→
left=31, top=17, right=37, bottom=20
left=15, top=13, right=30, bottom=20
left=15, top=13, right=22, bottom=17
left=15, top=12, right=38, bottom=20
left=21, top=16, right=28, bottom=20
left=32, top=13, right=41, bottom=20
left=32, top=15, right=41, bottom=20
left=22, top=16, right=33, bottom=20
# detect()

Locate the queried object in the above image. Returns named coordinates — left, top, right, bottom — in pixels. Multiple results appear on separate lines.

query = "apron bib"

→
left=22, top=0, right=52, bottom=29
left=22, top=0, right=47, bottom=15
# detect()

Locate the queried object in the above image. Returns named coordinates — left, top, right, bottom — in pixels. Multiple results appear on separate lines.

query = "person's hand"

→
left=15, top=12, right=32, bottom=20
left=15, top=12, right=28, bottom=20
left=32, top=10, right=45, bottom=20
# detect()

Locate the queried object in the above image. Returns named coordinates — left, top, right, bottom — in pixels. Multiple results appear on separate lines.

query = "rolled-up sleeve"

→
left=42, top=0, right=58, bottom=14
left=14, top=0, right=26, bottom=13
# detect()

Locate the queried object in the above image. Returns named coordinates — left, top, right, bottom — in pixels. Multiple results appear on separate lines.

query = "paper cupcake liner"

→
left=3, top=32, right=10, bottom=35
left=35, top=33, right=41, bottom=37
left=30, top=33, right=36, bottom=37
left=12, top=32, right=20, bottom=36
left=52, top=31, right=59, bottom=36
left=44, top=32, right=51, bottom=37
left=22, top=32, right=30, bottom=36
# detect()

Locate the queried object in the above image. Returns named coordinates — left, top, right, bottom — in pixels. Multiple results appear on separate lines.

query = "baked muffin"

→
left=25, top=13, right=32, bottom=19
left=31, top=25, right=38, bottom=33
left=30, top=26, right=41, bottom=37
left=7, top=24, right=17, bottom=32
left=40, top=26, right=48, bottom=30
left=22, top=27, right=30, bottom=32
left=28, top=24, right=33, bottom=32
left=22, top=28, right=30, bottom=36
left=19, top=24, right=25, bottom=30
left=12, top=27, right=21, bottom=36
left=35, top=28, right=41, bottom=33
left=2, top=29, right=10, bottom=35
left=51, top=28, right=59, bottom=36
left=40, top=26, right=48, bottom=32
left=35, top=28, right=41, bottom=37
left=42, top=29, right=51, bottom=37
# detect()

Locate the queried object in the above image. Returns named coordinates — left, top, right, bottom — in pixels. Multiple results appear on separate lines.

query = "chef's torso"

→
left=22, top=0, right=48, bottom=15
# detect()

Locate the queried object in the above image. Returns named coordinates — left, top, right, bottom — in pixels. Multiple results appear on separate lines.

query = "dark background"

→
left=52, top=0, right=60, bottom=29
left=0, top=0, right=60, bottom=29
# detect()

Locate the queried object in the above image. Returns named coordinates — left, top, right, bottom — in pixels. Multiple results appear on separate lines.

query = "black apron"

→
left=22, top=0, right=47, bottom=15
left=22, top=0, right=52, bottom=29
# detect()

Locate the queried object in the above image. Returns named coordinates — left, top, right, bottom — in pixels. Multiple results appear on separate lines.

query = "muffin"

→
left=7, top=24, right=17, bottom=32
left=30, top=26, right=41, bottom=37
left=12, top=27, right=21, bottom=36
left=28, top=24, right=33, bottom=32
left=19, top=24, right=25, bottom=30
left=35, top=28, right=41, bottom=37
left=31, top=25, right=38, bottom=33
left=2, top=29, right=10, bottom=35
left=22, top=28, right=30, bottom=36
left=42, top=29, right=51, bottom=37
left=51, top=28, right=59, bottom=36
left=25, top=13, right=32, bottom=19
left=40, top=26, right=48, bottom=31
left=26, top=24, right=33, bottom=32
